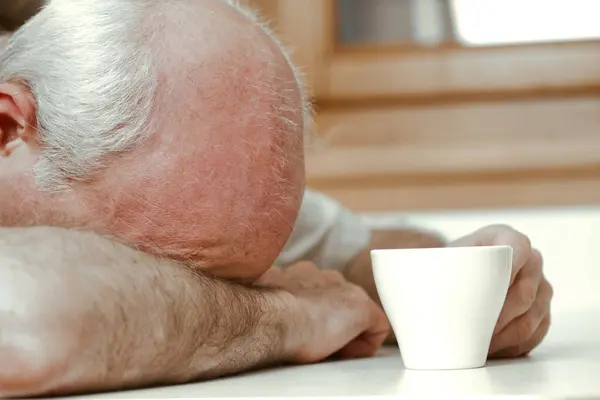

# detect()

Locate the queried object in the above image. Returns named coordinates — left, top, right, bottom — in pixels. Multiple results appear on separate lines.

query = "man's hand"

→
left=256, top=262, right=391, bottom=363
left=341, top=224, right=552, bottom=358
left=450, top=225, right=553, bottom=358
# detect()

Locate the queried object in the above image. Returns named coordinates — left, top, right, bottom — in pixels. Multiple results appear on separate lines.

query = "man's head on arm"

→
left=0, top=0, right=310, bottom=281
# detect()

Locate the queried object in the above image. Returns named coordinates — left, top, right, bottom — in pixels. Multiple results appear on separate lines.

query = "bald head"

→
left=0, top=0, right=310, bottom=281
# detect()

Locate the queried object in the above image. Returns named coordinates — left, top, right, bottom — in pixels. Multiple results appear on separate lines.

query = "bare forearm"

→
left=62, top=265, right=291, bottom=392
left=0, top=228, right=296, bottom=397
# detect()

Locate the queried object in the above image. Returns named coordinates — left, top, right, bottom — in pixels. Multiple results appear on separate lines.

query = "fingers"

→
left=254, top=267, right=284, bottom=286
left=337, top=300, right=391, bottom=359
left=489, top=277, right=553, bottom=356
left=499, top=230, right=532, bottom=285
left=450, top=225, right=532, bottom=283
left=320, top=270, right=347, bottom=284
left=285, top=261, right=318, bottom=276
left=494, top=249, right=543, bottom=334
left=487, top=226, right=532, bottom=284
left=286, top=263, right=345, bottom=288
left=490, top=314, right=551, bottom=359
left=281, top=262, right=318, bottom=287
left=256, top=262, right=320, bottom=287
left=450, top=225, right=553, bottom=358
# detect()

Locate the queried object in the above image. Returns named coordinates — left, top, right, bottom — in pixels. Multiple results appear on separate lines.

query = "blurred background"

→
left=2, top=0, right=599, bottom=313
left=246, top=0, right=600, bottom=213
left=3, top=0, right=599, bottom=213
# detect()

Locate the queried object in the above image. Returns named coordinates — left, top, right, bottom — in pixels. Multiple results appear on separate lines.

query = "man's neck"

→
left=0, top=172, right=38, bottom=226
left=0, top=171, right=88, bottom=228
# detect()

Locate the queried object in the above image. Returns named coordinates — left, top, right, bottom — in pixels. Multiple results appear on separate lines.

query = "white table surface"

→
left=73, top=206, right=600, bottom=399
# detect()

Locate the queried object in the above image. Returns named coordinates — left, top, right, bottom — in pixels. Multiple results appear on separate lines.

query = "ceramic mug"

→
left=371, top=245, right=512, bottom=370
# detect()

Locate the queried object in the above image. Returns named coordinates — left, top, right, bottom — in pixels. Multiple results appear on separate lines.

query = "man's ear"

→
left=0, top=82, right=38, bottom=157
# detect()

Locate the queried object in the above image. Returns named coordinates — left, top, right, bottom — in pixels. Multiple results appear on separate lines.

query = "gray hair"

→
left=0, top=0, right=158, bottom=190
left=228, top=1, right=314, bottom=140
left=0, top=0, right=311, bottom=191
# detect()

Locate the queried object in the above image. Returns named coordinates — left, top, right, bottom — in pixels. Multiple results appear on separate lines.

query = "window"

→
left=337, top=0, right=600, bottom=47
left=453, top=0, right=600, bottom=46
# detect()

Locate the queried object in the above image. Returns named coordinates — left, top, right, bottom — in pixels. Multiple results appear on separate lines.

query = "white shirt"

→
left=275, top=189, right=372, bottom=270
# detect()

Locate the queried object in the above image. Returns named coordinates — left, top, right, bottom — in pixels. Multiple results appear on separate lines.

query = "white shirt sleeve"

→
left=275, top=189, right=372, bottom=270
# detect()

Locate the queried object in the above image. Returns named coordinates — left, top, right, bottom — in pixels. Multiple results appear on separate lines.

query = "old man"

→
left=0, top=0, right=552, bottom=397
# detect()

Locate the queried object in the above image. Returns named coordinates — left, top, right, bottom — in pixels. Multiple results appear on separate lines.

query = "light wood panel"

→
left=311, top=172, right=600, bottom=212
left=247, top=0, right=600, bottom=212
left=242, top=0, right=331, bottom=97
left=267, top=0, right=331, bottom=98
left=240, top=0, right=279, bottom=19
left=314, top=97, right=600, bottom=147
left=306, top=96, right=600, bottom=211
left=327, top=42, right=600, bottom=100
left=306, top=138, right=600, bottom=181
left=306, top=97, right=600, bottom=180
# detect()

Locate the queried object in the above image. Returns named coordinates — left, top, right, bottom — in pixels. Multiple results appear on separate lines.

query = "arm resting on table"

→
left=0, top=227, right=297, bottom=397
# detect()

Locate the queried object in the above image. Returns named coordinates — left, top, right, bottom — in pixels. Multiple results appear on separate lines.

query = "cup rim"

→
left=370, top=245, right=512, bottom=257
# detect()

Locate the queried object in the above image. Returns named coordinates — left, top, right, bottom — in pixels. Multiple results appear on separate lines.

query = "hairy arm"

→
left=0, top=227, right=298, bottom=397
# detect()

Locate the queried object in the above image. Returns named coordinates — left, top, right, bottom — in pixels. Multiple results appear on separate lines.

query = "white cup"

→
left=371, top=246, right=512, bottom=370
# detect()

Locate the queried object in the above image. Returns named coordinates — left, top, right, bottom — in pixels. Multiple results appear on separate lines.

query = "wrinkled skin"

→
left=0, top=0, right=306, bottom=282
